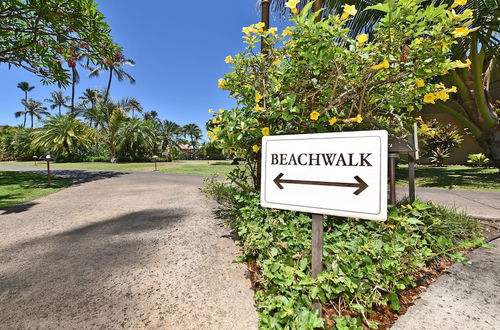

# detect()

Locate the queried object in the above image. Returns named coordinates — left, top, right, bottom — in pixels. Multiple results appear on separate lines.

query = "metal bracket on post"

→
left=311, top=214, right=323, bottom=316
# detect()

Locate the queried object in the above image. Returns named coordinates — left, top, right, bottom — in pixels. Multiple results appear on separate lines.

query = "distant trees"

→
left=15, top=99, right=49, bottom=128
left=16, top=82, right=35, bottom=127
left=45, top=91, right=70, bottom=115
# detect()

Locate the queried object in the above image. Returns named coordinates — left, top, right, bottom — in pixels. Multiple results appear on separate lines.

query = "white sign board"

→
left=260, top=130, right=388, bottom=221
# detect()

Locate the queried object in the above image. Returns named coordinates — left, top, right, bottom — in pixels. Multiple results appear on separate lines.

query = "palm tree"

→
left=143, top=110, right=159, bottom=121
left=158, top=120, right=182, bottom=161
left=45, top=91, right=70, bottom=115
left=31, top=115, right=95, bottom=156
left=117, top=118, right=157, bottom=160
left=182, top=123, right=202, bottom=150
left=16, top=82, right=35, bottom=127
left=118, top=97, right=143, bottom=118
left=79, top=89, right=102, bottom=127
left=265, top=0, right=500, bottom=165
left=87, top=54, right=136, bottom=103
left=15, top=99, right=49, bottom=128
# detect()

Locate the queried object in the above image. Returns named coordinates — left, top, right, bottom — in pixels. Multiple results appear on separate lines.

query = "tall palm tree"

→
left=45, top=91, right=70, bottom=115
left=15, top=99, right=49, bottom=128
left=79, top=89, right=102, bottom=127
left=118, top=97, right=143, bottom=118
left=158, top=120, right=182, bottom=161
left=117, top=118, right=157, bottom=160
left=182, top=123, right=202, bottom=150
left=87, top=54, right=136, bottom=103
left=143, top=110, right=159, bottom=121
left=16, top=82, right=35, bottom=127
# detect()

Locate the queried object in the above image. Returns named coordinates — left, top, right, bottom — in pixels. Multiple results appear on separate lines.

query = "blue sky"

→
left=0, top=0, right=290, bottom=134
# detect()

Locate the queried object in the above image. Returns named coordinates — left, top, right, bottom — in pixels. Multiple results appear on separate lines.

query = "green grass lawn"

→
left=2, top=160, right=239, bottom=177
left=0, top=171, right=71, bottom=209
left=396, top=165, right=500, bottom=191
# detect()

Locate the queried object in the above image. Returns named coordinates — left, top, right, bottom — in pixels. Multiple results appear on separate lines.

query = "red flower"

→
left=114, top=53, right=122, bottom=63
left=68, top=59, right=76, bottom=68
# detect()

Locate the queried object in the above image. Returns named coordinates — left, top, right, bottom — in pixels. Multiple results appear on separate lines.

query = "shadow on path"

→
left=0, top=208, right=186, bottom=322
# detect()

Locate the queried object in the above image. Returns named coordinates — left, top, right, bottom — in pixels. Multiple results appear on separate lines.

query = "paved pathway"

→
left=393, top=238, right=500, bottom=330
left=0, top=170, right=258, bottom=329
left=396, top=186, right=500, bottom=221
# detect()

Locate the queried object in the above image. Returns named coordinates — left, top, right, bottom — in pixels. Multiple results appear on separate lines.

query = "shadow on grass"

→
left=396, top=166, right=500, bottom=190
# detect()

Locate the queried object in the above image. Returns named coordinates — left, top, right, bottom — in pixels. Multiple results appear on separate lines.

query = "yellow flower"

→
left=340, top=4, right=357, bottom=20
left=273, top=58, right=282, bottom=66
left=282, top=27, right=293, bottom=37
left=310, top=111, right=320, bottom=121
left=343, top=114, right=363, bottom=124
left=212, top=135, right=218, bottom=141
left=423, top=93, right=436, bottom=104
left=207, top=131, right=213, bottom=137
left=261, top=127, right=270, bottom=136
left=254, top=105, right=265, bottom=111
left=428, top=130, right=436, bottom=138
left=242, top=26, right=252, bottom=36
left=285, top=0, right=300, bottom=14
left=446, top=86, right=458, bottom=93
left=370, top=59, right=390, bottom=70
left=219, top=109, right=225, bottom=113
left=435, top=90, right=450, bottom=101
left=218, top=78, right=226, bottom=89
left=450, top=0, right=467, bottom=9
left=416, top=79, right=425, bottom=88
left=357, top=34, right=368, bottom=47
left=413, top=38, right=424, bottom=45
left=408, top=105, right=415, bottom=112
left=453, top=26, right=471, bottom=38
left=212, top=118, right=221, bottom=124
left=329, top=117, right=338, bottom=125
left=415, top=116, right=423, bottom=122
left=244, top=84, right=253, bottom=89
left=268, top=27, right=278, bottom=37
left=208, top=108, right=214, bottom=114
left=454, top=59, right=471, bottom=69
left=225, top=56, right=234, bottom=64
left=255, top=93, right=263, bottom=103
left=421, top=123, right=430, bottom=132
left=252, top=145, right=261, bottom=153
left=255, top=22, right=265, bottom=32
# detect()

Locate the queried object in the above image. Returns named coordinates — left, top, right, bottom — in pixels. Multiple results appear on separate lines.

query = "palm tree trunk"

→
left=58, top=104, right=61, bottom=115
left=104, top=68, right=113, bottom=103
left=23, top=91, right=27, bottom=128
left=261, top=0, right=270, bottom=53
left=71, top=67, right=76, bottom=114
left=30, top=113, right=34, bottom=129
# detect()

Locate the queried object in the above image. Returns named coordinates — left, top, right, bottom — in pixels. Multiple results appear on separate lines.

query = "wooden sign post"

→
left=260, top=131, right=388, bottom=315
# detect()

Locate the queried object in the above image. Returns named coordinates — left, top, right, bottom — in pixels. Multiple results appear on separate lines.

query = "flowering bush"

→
left=207, top=0, right=475, bottom=186
left=418, top=119, right=463, bottom=166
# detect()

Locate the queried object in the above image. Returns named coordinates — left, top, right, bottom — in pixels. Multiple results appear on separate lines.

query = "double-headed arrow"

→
left=273, top=173, right=369, bottom=195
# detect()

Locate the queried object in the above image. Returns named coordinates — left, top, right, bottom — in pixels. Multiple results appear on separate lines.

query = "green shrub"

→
left=419, top=119, right=463, bottom=166
left=467, top=153, right=490, bottom=167
left=206, top=187, right=487, bottom=329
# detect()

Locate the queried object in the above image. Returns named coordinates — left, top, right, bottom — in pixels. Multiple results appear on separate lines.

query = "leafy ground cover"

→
left=202, top=176, right=489, bottom=329
left=396, top=165, right=500, bottom=191
left=0, top=171, right=71, bottom=209
left=2, top=160, right=238, bottom=176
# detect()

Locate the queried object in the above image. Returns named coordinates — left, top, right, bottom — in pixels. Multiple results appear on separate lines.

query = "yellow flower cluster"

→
left=285, top=0, right=300, bottom=14
left=370, top=59, right=390, bottom=71
left=343, top=114, right=363, bottom=124
left=282, top=27, right=293, bottom=37
left=329, top=117, right=338, bottom=125
left=423, top=85, right=457, bottom=104
left=225, top=56, right=233, bottom=64
left=252, top=145, right=261, bottom=153
left=255, top=93, right=263, bottom=103
left=261, top=127, right=270, bottom=136
left=340, top=4, right=357, bottom=20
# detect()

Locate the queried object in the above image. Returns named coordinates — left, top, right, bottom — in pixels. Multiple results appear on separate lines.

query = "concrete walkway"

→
left=396, top=186, right=500, bottom=221
left=393, top=238, right=499, bottom=330
left=0, top=170, right=258, bottom=329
